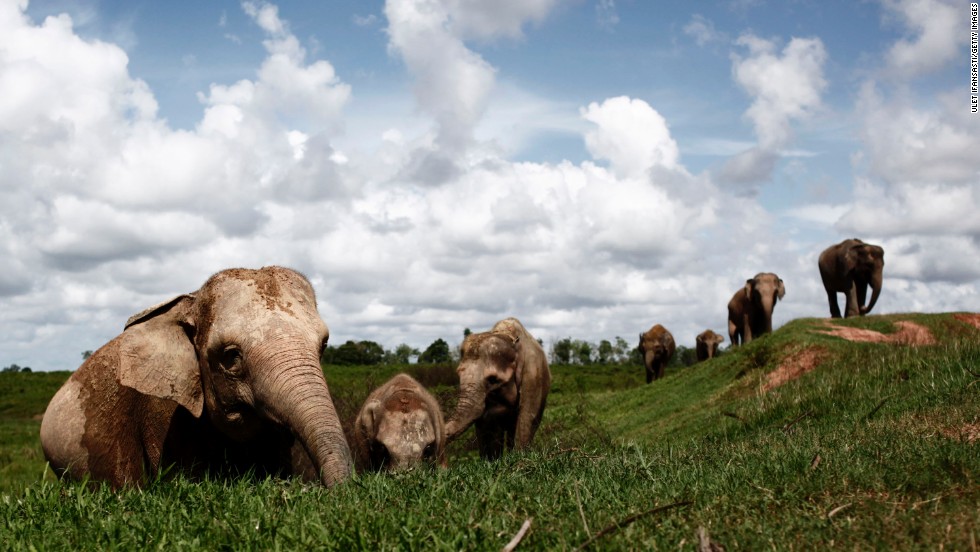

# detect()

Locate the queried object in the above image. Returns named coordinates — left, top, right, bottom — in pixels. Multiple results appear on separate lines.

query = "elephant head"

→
left=695, top=329, right=724, bottom=362
left=638, top=324, right=676, bottom=383
left=41, top=266, right=353, bottom=488
left=354, top=373, right=445, bottom=472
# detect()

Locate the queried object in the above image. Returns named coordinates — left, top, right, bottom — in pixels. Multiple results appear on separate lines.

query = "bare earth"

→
left=814, top=320, right=937, bottom=346
left=762, top=347, right=827, bottom=392
left=953, top=313, right=980, bottom=330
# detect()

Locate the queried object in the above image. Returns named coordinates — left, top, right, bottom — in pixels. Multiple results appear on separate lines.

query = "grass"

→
left=1, top=313, right=978, bottom=550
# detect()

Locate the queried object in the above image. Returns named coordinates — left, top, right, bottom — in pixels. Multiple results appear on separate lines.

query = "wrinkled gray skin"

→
left=728, top=272, right=785, bottom=346
left=353, top=373, right=445, bottom=472
left=638, top=324, right=676, bottom=383
left=445, top=318, right=551, bottom=460
left=695, top=329, right=724, bottom=362
left=818, top=238, right=884, bottom=318
left=40, top=266, right=353, bottom=489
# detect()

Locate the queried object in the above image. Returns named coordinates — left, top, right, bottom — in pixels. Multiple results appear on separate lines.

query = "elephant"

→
left=445, top=318, right=551, bottom=460
left=638, top=324, right=675, bottom=383
left=727, top=272, right=785, bottom=346
left=353, top=373, right=445, bottom=472
left=39, top=266, right=353, bottom=489
left=695, top=329, right=724, bottom=362
left=818, top=238, right=884, bottom=318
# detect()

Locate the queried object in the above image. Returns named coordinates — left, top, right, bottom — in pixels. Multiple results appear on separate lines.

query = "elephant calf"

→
left=728, top=272, right=785, bottom=346
left=445, top=318, right=551, bottom=460
left=818, top=238, right=884, bottom=318
left=695, top=329, right=724, bottom=362
left=353, top=373, right=445, bottom=472
left=639, top=324, right=675, bottom=383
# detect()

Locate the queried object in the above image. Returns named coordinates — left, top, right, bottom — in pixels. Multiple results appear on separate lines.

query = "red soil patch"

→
left=941, top=423, right=980, bottom=443
left=763, top=347, right=827, bottom=392
left=953, top=313, right=980, bottom=331
left=815, top=320, right=936, bottom=346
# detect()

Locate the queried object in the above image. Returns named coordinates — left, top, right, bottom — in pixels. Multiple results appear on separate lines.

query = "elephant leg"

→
left=646, top=367, right=654, bottom=384
left=826, top=290, right=842, bottom=318
left=845, top=283, right=860, bottom=318
left=656, top=360, right=666, bottom=380
left=728, top=320, right=738, bottom=347
left=475, top=421, right=506, bottom=460
left=742, top=314, right=753, bottom=344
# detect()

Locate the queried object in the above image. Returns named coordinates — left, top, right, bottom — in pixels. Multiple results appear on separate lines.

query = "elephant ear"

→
left=776, top=278, right=786, bottom=300
left=118, top=294, right=203, bottom=418
left=743, top=279, right=754, bottom=299
left=357, top=400, right=383, bottom=440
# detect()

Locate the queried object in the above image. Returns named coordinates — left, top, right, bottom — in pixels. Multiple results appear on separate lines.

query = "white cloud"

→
left=683, top=14, right=723, bottom=46
left=882, top=0, right=962, bottom=78
left=720, top=34, right=827, bottom=185
left=595, top=0, right=618, bottom=31
left=581, top=96, right=680, bottom=178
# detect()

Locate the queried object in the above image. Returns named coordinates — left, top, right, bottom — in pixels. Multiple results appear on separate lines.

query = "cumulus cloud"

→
left=719, top=34, right=827, bottom=185
left=683, top=14, right=723, bottom=46
left=580, top=96, right=680, bottom=178
left=882, top=0, right=962, bottom=78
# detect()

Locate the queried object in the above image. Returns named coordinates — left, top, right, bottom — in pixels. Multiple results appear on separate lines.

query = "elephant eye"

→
left=371, top=442, right=390, bottom=470
left=422, top=442, right=435, bottom=459
left=486, top=375, right=501, bottom=387
left=220, top=346, right=244, bottom=376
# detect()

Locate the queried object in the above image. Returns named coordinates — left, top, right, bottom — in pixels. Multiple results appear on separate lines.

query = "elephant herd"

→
left=39, top=267, right=551, bottom=488
left=38, top=238, right=883, bottom=487
left=639, top=238, right=885, bottom=383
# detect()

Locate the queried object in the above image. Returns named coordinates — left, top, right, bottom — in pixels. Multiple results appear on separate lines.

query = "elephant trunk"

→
left=257, top=350, right=353, bottom=487
left=445, top=381, right=487, bottom=442
left=862, top=269, right=883, bottom=315
left=761, top=297, right=776, bottom=334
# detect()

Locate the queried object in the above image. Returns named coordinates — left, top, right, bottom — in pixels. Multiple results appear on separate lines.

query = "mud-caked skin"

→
left=445, top=318, right=551, bottom=460
left=639, top=324, right=675, bottom=383
left=40, top=266, right=353, bottom=489
left=818, top=238, right=884, bottom=318
left=728, top=272, right=785, bottom=347
left=695, top=329, right=725, bottom=362
left=353, top=374, right=445, bottom=472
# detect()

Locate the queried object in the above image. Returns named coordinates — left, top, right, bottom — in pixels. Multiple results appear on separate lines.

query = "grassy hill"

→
left=1, top=313, right=977, bottom=549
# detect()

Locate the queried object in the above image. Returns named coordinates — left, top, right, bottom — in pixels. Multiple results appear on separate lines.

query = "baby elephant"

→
left=695, top=329, right=725, bottom=362
left=353, top=373, right=445, bottom=472
left=639, top=324, right=676, bottom=383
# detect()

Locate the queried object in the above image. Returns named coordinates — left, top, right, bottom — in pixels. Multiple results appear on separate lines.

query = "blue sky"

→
left=2, top=0, right=977, bottom=370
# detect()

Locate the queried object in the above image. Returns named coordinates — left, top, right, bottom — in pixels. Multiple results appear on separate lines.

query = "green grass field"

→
left=2, top=313, right=978, bottom=550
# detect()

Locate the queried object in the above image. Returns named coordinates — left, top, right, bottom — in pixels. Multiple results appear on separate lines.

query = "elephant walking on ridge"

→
left=728, top=272, right=785, bottom=346
left=695, top=329, right=724, bottom=362
left=818, top=238, right=884, bottom=318
left=639, top=324, right=675, bottom=383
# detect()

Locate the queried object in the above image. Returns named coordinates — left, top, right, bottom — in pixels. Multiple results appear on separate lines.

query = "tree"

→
left=385, top=343, right=420, bottom=364
left=574, top=340, right=594, bottom=365
left=418, top=338, right=451, bottom=364
left=2, top=363, right=30, bottom=373
left=597, top=339, right=614, bottom=364
left=550, top=338, right=572, bottom=365
left=325, top=340, right=385, bottom=366
left=82, top=350, right=93, bottom=360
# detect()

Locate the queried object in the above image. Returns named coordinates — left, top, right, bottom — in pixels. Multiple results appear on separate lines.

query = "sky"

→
left=1, top=0, right=978, bottom=370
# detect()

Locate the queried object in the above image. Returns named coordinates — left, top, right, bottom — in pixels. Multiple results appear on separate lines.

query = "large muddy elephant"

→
left=818, top=238, right=884, bottom=318
left=695, top=329, right=724, bottom=362
left=445, top=318, right=551, bottom=460
left=728, top=272, right=785, bottom=346
left=639, top=324, right=675, bottom=383
left=40, top=266, right=353, bottom=489
left=353, top=373, right=445, bottom=472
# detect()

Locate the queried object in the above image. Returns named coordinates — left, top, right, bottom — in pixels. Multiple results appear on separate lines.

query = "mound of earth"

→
left=763, top=347, right=827, bottom=392
left=814, top=320, right=936, bottom=346
left=953, top=313, right=980, bottom=330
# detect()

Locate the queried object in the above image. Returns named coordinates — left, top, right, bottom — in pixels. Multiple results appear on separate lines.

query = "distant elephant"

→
left=818, top=238, right=884, bottom=318
left=353, top=373, right=445, bottom=472
left=40, top=266, right=353, bottom=489
left=445, top=318, right=551, bottom=460
left=695, top=329, right=724, bottom=362
left=638, top=324, right=675, bottom=383
left=728, top=272, right=785, bottom=346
